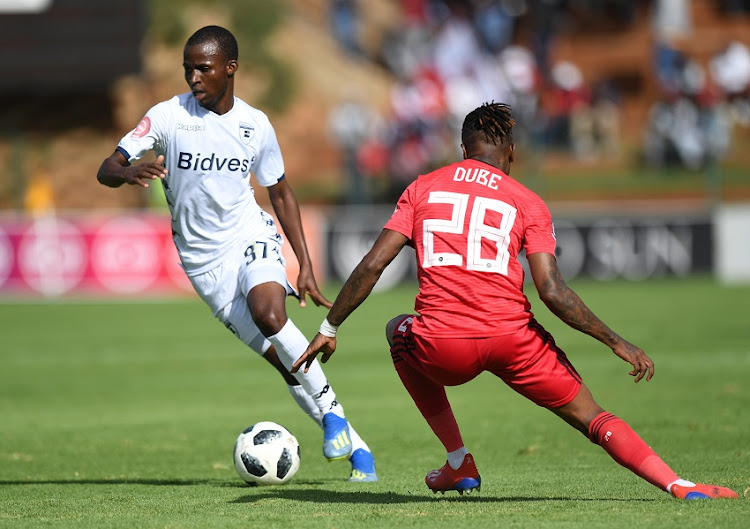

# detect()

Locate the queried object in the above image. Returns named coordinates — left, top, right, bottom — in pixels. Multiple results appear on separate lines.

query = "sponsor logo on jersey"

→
left=177, top=123, right=206, bottom=132
left=239, top=122, right=255, bottom=144
left=177, top=152, right=250, bottom=173
left=131, top=116, right=151, bottom=139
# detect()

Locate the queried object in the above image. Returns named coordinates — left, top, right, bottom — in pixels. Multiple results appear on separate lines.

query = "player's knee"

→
left=385, top=314, right=411, bottom=347
left=247, top=284, right=288, bottom=336
left=552, top=384, right=605, bottom=436
left=250, top=306, right=287, bottom=337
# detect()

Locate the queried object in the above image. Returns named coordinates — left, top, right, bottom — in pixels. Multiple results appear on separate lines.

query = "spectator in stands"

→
left=431, top=2, right=482, bottom=83
left=386, top=65, right=452, bottom=199
left=571, top=79, right=622, bottom=161
left=499, top=45, right=542, bottom=146
left=327, top=99, right=382, bottom=203
left=643, top=56, right=729, bottom=170
left=710, top=40, right=750, bottom=126
left=527, top=0, right=566, bottom=86
left=471, top=0, right=517, bottom=54
left=651, top=0, right=693, bottom=95
left=329, top=0, right=364, bottom=58
left=543, top=60, right=590, bottom=151
left=379, top=12, right=432, bottom=79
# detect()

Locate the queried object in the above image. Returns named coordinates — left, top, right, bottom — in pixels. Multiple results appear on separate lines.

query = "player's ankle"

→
left=667, top=479, right=696, bottom=494
left=447, top=447, right=469, bottom=470
left=324, top=402, right=345, bottom=418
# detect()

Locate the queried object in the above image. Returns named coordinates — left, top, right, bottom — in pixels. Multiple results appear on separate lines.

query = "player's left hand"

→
left=296, top=267, right=332, bottom=309
left=612, top=340, right=654, bottom=383
left=290, top=333, right=336, bottom=374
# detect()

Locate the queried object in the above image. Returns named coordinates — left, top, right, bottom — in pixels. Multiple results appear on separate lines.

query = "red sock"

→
left=588, top=412, right=679, bottom=491
left=393, top=352, right=464, bottom=452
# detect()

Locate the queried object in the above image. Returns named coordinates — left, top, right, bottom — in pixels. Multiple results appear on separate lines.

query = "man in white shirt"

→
left=97, top=25, right=376, bottom=482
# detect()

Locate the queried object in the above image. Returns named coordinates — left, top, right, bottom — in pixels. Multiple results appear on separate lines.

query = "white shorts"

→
left=188, top=231, right=297, bottom=355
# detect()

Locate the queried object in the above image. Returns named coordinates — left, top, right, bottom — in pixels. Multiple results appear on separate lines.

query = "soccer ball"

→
left=233, top=421, right=301, bottom=486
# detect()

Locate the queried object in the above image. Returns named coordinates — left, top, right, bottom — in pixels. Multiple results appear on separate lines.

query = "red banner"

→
left=0, top=210, right=325, bottom=297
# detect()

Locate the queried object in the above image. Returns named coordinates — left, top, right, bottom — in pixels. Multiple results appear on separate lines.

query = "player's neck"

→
left=206, top=93, right=235, bottom=116
left=467, top=156, right=505, bottom=173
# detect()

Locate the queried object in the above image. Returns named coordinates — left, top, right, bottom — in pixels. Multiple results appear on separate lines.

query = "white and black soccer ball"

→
left=233, top=421, right=301, bottom=486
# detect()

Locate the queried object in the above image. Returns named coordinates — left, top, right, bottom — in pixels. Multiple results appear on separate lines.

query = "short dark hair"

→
left=186, top=25, right=238, bottom=61
left=461, top=102, right=515, bottom=147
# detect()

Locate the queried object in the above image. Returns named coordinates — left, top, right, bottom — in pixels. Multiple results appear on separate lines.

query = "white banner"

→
left=715, top=204, right=750, bottom=284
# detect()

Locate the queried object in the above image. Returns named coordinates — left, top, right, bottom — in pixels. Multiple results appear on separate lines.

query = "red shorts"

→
left=390, top=315, right=582, bottom=409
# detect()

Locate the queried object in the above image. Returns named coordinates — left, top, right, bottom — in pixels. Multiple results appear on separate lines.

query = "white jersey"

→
left=117, top=94, right=285, bottom=275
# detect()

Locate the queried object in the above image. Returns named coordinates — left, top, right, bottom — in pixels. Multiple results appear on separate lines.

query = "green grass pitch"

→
left=1, top=276, right=748, bottom=528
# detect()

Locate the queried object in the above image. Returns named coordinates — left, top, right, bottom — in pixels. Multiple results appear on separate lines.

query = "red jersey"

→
left=384, top=159, right=556, bottom=337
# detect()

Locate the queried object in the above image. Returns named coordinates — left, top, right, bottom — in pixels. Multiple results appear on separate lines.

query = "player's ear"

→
left=460, top=143, right=467, bottom=160
left=226, top=59, right=238, bottom=77
left=509, top=143, right=515, bottom=163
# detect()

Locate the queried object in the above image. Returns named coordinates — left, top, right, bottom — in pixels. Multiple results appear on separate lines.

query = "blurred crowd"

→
left=326, top=0, right=750, bottom=203
left=643, top=0, right=750, bottom=170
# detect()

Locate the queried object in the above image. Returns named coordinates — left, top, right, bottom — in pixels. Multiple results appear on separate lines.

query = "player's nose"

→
left=187, top=71, right=200, bottom=86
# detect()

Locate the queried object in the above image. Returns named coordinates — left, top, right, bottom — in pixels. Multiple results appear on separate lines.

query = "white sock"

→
left=447, top=446, right=469, bottom=470
left=268, top=320, right=342, bottom=416
left=347, top=422, right=371, bottom=454
left=288, top=383, right=370, bottom=456
left=667, top=479, right=696, bottom=494
left=287, top=384, right=323, bottom=427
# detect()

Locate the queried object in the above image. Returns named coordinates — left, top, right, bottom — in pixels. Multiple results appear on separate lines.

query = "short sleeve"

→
left=523, top=196, right=557, bottom=256
left=383, top=181, right=416, bottom=240
left=117, top=101, right=170, bottom=162
left=253, top=117, right=285, bottom=187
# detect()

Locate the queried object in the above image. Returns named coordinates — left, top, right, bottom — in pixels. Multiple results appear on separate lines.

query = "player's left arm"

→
left=528, top=252, right=654, bottom=382
left=291, top=228, right=408, bottom=373
left=267, top=177, right=331, bottom=309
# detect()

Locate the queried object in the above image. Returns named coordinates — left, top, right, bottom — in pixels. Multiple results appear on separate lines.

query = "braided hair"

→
left=186, top=25, right=239, bottom=61
left=461, top=102, right=515, bottom=148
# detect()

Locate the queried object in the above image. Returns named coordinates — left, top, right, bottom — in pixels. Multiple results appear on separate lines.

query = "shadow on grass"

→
left=0, top=478, right=659, bottom=503
left=230, top=488, right=658, bottom=504
left=0, top=478, right=232, bottom=486
left=0, top=476, right=349, bottom=488
left=0, top=475, right=370, bottom=488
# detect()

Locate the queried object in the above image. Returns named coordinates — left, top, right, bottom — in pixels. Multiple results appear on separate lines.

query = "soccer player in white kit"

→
left=96, top=25, right=376, bottom=482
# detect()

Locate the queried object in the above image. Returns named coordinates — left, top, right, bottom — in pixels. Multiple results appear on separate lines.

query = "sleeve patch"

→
left=131, top=116, right=151, bottom=139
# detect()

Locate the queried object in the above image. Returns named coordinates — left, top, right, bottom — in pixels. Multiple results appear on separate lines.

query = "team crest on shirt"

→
left=239, top=122, right=255, bottom=144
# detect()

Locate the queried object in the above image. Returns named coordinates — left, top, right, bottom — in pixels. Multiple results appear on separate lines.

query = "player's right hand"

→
left=122, top=154, right=168, bottom=188
left=612, top=340, right=654, bottom=383
left=290, top=333, right=337, bottom=374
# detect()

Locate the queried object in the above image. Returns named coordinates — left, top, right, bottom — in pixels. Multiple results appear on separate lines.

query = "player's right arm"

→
left=291, top=228, right=409, bottom=374
left=98, top=101, right=172, bottom=189
left=527, top=252, right=654, bottom=382
left=97, top=151, right=168, bottom=188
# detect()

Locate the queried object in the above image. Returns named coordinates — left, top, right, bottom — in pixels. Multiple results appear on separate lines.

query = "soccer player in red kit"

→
left=292, top=103, right=738, bottom=500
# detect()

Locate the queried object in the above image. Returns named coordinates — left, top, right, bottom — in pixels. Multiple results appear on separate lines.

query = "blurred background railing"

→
left=1, top=0, right=749, bottom=296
